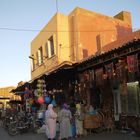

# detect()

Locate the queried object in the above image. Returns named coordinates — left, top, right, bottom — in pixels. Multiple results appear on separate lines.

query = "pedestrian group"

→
left=45, top=102, right=86, bottom=140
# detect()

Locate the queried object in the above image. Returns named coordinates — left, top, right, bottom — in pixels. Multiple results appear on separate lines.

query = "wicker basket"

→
left=84, top=115, right=100, bottom=129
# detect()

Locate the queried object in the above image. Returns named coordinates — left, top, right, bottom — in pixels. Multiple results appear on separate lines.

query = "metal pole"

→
left=56, top=0, right=58, bottom=13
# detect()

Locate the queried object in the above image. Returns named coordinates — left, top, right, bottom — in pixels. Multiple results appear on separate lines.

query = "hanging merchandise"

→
left=51, top=100, right=56, bottom=106
left=78, top=73, right=84, bottom=83
left=105, top=62, right=114, bottom=79
left=83, top=71, right=90, bottom=82
left=37, top=96, right=45, bottom=104
left=78, top=83, right=81, bottom=93
left=29, top=98, right=33, bottom=105
left=42, top=80, right=47, bottom=95
left=115, top=59, right=127, bottom=82
left=127, top=54, right=138, bottom=73
left=31, top=105, right=36, bottom=113
left=26, top=99, right=30, bottom=111
left=51, top=95, right=56, bottom=106
left=36, top=80, right=43, bottom=97
left=111, top=74, right=120, bottom=90
left=95, top=68, right=103, bottom=86
left=37, top=88, right=42, bottom=97
left=34, top=89, right=38, bottom=97
left=120, top=81, right=127, bottom=96
left=74, top=80, right=79, bottom=93
left=36, top=79, right=47, bottom=97
left=25, top=87, right=29, bottom=94
left=44, top=96, right=51, bottom=104
left=24, top=87, right=30, bottom=99
left=89, top=70, right=95, bottom=88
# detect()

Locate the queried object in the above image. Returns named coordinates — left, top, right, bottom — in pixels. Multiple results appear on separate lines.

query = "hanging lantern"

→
left=37, top=89, right=42, bottom=93
left=37, top=96, right=44, bottom=104
left=37, top=79, right=42, bottom=84
left=44, top=96, right=51, bottom=104
left=37, top=83, right=42, bottom=88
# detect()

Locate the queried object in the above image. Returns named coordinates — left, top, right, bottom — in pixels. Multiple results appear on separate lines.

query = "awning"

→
left=9, top=100, right=22, bottom=104
left=10, top=82, right=30, bottom=94
left=29, top=61, right=74, bottom=83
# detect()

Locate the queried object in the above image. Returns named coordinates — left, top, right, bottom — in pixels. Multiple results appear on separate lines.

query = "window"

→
left=37, top=47, right=43, bottom=65
left=31, top=58, right=35, bottom=71
left=47, top=36, right=54, bottom=58
left=36, top=51, right=38, bottom=66
left=45, top=43, right=48, bottom=58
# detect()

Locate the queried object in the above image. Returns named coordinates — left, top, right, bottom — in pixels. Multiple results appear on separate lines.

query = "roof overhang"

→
left=29, top=61, right=74, bottom=83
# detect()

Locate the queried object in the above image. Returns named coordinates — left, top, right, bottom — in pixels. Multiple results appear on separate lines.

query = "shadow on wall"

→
left=116, top=23, right=132, bottom=39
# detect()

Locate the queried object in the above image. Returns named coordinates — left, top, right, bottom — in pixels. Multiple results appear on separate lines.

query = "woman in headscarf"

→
left=75, top=103, right=84, bottom=137
left=45, top=104, right=57, bottom=140
left=59, top=103, right=72, bottom=140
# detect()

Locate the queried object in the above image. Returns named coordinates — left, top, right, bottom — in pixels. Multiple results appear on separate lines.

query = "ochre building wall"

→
left=30, top=7, right=132, bottom=80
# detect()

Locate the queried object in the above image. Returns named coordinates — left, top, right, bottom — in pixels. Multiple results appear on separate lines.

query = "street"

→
left=0, top=126, right=140, bottom=140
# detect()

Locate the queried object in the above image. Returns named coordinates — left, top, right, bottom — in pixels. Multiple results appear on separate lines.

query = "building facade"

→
left=0, top=86, right=15, bottom=109
left=30, top=7, right=132, bottom=80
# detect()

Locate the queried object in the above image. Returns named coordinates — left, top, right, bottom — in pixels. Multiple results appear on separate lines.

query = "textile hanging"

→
left=89, top=70, right=95, bottom=81
left=78, top=73, right=84, bottom=83
left=95, top=68, right=103, bottom=86
left=127, top=54, right=138, bottom=73
left=105, top=62, right=114, bottom=79
left=83, top=71, right=90, bottom=82
left=111, top=75, right=120, bottom=89
left=115, top=59, right=126, bottom=82
left=89, top=70, right=95, bottom=88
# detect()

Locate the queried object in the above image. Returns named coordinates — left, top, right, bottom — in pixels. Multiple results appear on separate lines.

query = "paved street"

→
left=0, top=126, right=140, bottom=140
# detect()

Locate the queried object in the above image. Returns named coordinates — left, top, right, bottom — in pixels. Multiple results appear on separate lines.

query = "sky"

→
left=0, top=0, right=140, bottom=88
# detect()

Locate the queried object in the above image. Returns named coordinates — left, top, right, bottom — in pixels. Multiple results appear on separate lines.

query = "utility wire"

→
left=0, top=27, right=138, bottom=32
left=0, top=27, right=40, bottom=32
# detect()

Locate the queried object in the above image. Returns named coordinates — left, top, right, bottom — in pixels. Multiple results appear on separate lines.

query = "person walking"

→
left=59, top=103, right=72, bottom=140
left=75, top=103, right=84, bottom=137
left=45, top=104, right=57, bottom=140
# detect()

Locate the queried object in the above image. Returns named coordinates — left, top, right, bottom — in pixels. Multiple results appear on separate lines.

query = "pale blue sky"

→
left=0, top=0, right=140, bottom=87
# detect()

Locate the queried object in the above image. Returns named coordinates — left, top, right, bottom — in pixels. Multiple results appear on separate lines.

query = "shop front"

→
left=75, top=39, right=140, bottom=133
